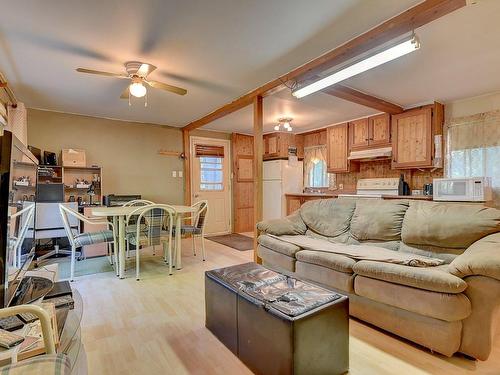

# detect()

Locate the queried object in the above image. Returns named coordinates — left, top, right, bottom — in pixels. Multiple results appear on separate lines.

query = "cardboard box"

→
left=62, top=148, right=86, bottom=167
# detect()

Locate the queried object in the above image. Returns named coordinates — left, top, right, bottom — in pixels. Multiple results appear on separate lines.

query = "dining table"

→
left=91, top=205, right=197, bottom=279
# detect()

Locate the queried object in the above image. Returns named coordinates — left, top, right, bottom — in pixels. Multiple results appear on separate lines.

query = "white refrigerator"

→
left=263, top=159, right=303, bottom=220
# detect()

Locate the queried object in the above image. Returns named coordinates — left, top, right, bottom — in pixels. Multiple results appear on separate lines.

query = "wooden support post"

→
left=253, top=96, right=263, bottom=263
left=182, top=129, right=191, bottom=206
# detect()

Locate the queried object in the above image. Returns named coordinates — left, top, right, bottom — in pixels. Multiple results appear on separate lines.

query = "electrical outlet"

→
left=178, top=171, right=183, bottom=178
left=339, top=183, right=344, bottom=190
left=172, top=171, right=177, bottom=178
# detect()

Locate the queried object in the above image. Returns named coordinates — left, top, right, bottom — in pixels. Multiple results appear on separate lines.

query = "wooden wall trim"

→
left=182, top=0, right=466, bottom=131
left=182, top=129, right=191, bottom=205
left=253, top=96, right=263, bottom=263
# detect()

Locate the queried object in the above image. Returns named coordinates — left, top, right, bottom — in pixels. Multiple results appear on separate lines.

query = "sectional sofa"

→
left=256, top=198, right=500, bottom=360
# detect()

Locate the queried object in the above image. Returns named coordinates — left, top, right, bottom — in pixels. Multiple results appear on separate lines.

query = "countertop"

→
left=285, top=192, right=433, bottom=200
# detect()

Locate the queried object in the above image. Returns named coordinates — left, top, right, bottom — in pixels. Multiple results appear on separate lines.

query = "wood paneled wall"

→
left=334, top=159, right=443, bottom=192
left=301, top=129, right=442, bottom=192
left=232, top=133, right=254, bottom=233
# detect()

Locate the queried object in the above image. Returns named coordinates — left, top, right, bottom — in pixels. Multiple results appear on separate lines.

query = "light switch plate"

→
left=178, top=171, right=183, bottom=178
left=172, top=171, right=177, bottom=178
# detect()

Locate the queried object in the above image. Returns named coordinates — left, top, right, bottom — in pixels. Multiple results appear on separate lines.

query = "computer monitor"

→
left=37, top=183, right=64, bottom=203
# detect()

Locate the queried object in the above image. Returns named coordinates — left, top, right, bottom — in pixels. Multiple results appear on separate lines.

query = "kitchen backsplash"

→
left=331, top=159, right=443, bottom=192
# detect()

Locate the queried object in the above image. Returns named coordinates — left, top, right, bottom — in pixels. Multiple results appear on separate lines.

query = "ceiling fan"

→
left=75, top=61, right=187, bottom=101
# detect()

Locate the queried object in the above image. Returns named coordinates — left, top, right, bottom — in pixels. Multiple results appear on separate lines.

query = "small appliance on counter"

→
left=423, top=183, right=433, bottom=196
left=433, top=177, right=492, bottom=202
left=103, top=194, right=142, bottom=207
left=398, top=174, right=411, bottom=196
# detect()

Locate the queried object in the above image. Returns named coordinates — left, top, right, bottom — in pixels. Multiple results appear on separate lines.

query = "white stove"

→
left=338, top=178, right=400, bottom=198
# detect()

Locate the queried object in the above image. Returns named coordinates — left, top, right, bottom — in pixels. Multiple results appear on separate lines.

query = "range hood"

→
left=348, top=147, right=392, bottom=161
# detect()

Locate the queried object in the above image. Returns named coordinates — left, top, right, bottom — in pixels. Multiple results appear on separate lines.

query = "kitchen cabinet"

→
left=327, top=123, right=357, bottom=173
left=263, top=133, right=304, bottom=160
left=391, top=102, right=443, bottom=169
left=349, top=118, right=369, bottom=150
left=349, top=114, right=391, bottom=150
left=368, top=114, right=391, bottom=147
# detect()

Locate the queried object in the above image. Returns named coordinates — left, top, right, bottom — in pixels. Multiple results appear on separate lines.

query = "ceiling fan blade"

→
left=120, top=86, right=130, bottom=99
left=76, top=68, right=128, bottom=79
left=146, top=80, right=187, bottom=96
left=137, top=63, right=156, bottom=77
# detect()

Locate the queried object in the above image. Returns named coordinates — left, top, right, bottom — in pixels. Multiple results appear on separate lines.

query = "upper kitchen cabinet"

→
left=349, top=118, right=369, bottom=150
left=327, top=123, right=358, bottom=173
left=349, top=114, right=391, bottom=150
left=263, top=132, right=304, bottom=160
left=391, top=102, right=444, bottom=169
left=368, top=113, right=391, bottom=147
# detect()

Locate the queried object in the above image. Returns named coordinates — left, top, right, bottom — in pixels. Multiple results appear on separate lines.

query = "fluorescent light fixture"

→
left=292, top=35, right=420, bottom=99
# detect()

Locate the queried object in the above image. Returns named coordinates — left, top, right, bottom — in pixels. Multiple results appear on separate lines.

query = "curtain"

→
left=303, top=145, right=328, bottom=187
left=446, top=110, right=500, bottom=207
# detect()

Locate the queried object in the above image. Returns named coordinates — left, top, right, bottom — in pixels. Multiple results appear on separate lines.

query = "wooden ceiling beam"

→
left=182, top=0, right=466, bottom=131
left=324, top=84, right=404, bottom=114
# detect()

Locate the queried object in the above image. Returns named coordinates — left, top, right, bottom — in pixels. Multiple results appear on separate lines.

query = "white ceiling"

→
left=204, top=0, right=500, bottom=134
left=1, top=1, right=499, bottom=134
left=0, top=0, right=421, bottom=127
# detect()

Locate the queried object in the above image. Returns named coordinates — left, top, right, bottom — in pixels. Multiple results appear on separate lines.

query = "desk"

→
left=91, top=205, right=197, bottom=278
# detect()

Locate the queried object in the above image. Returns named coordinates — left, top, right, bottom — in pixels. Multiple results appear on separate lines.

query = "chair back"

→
left=59, top=204, right=86, bottom=247
left=192, top=200, right=208, bottom=232
left=10, top=203, right=35, bottom=267
left=129, top=204, right=175, bottom=247
left=124, top=200, right=153, bottom=225
left=123, top=199, right=154, bottom=207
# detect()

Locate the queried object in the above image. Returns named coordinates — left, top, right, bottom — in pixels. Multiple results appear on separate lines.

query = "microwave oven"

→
left=433, top=177, right=492, bottom=202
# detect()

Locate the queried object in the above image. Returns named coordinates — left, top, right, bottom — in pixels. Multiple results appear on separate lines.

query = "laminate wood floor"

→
left=72, top=238, right=500, bottom=375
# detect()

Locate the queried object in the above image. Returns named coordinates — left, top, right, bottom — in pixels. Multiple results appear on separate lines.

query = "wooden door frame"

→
left=189, top=136, right=232, bottom=235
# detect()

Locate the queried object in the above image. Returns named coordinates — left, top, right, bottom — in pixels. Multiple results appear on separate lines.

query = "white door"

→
left=190, top=137, right=231, bottom=235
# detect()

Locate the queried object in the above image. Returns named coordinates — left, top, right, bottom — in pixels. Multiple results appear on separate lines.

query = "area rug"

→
left=40, top=256, right=114, bottom=280
left=207, top=233, right=253, bottom=251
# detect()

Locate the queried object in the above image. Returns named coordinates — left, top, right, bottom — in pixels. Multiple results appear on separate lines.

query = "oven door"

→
left=433, top=179, right=472, bottom=201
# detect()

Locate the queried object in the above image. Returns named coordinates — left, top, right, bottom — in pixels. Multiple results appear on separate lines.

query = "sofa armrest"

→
left=256, top=211, right=307, bottom=236
left=449, top=233, right=500, bottom=281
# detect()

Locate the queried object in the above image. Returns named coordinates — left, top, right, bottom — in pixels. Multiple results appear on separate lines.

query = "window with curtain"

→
left=304, top=145, right=328, bottom=188
left=446, top=110, right=500, bottom=206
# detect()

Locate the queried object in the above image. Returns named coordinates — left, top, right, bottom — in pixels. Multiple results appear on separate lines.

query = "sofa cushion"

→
left=257, top=234, right=301, bottom=257
left=296, top=261, right=355, bottom=293
left=352, top=260, right=467, bottom=293
left=257, top=210, right=307, bottom=236
left=350, top=199, right=409, bottom=241
left=300, top=199, right=356, bottom=238
left=399, top=243, right=461, bottom=264
left=402, top=201, right=500, bottom=249
left=258, top=245, right=295, bottom=272
left=295, top=250, right=356, bottom=274
left=354, top=276, right=472, bottom=322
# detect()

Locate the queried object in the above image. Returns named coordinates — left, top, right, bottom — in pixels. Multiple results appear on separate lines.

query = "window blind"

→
left=195, top=144, right=224, bottom=158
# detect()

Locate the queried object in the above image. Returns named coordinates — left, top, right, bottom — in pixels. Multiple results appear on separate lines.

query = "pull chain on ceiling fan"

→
left=75, top=61, right=187, bottom=106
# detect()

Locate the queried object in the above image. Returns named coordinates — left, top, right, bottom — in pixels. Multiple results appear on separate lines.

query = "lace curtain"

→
left=303, top=145, right=328, bottom=187
left=446, top=110, right=500, bottom=207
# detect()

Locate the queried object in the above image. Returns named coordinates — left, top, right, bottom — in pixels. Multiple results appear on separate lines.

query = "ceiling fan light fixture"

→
left=129, top=82, right=147, bottom=98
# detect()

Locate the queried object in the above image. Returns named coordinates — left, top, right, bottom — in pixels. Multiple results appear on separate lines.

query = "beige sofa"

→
left=256, top=198, right=500, bottom=360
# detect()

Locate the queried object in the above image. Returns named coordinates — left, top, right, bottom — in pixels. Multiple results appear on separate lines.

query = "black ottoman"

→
left=205, top=262, right=349, bottom=375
